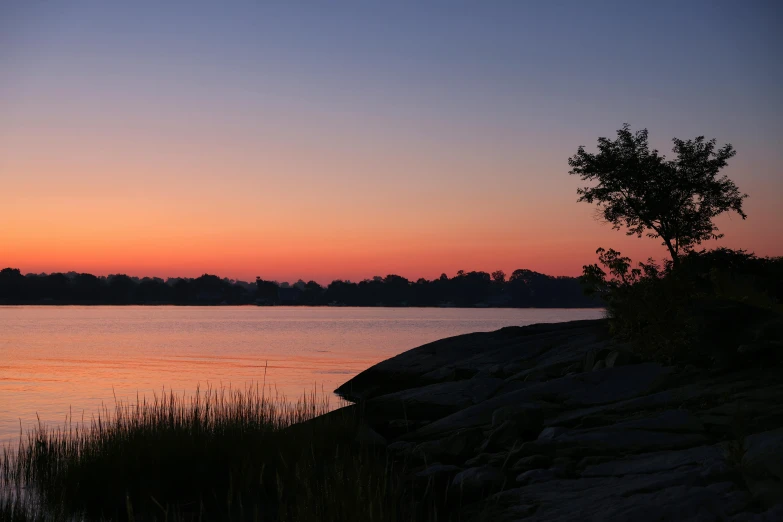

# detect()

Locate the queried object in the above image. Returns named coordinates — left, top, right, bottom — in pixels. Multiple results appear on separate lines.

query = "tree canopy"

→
left=568, top=124, right=747, bottom=264
left=0, top=268, right=600, bottom=308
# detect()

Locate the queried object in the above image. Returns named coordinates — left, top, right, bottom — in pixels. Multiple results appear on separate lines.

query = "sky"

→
left=2, top=1, right=781, bottom=283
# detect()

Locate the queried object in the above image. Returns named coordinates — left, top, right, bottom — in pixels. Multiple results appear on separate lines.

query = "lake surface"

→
left=0, top=306, right=603, bottom=444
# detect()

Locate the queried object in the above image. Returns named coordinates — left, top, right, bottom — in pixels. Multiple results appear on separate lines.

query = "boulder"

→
left=490, top=403, right=547, bottom=435
left=413, top=427, right=484, bottom=463
left=581, top=445, right=725, bottom=477
left=480, top=420, right=523, bottom=452
left=551, top=457, right=575, bottom=472
left=473, top=364, right=505, bottom=379
left=537, top=426, right=569, bottom=442
left=745, top=478, right=783, bottom=510
left=544, top=389, right=684, bottom=428
left=421, top=366, right=480, bottom=382
left=512, top=454, right=551, bottom=472
left=409, top=363, right=671, bottom=441
left=537, top=427, right=707, bottom=453
left=491, top=404, right=537, bottom=428
left=388, top=419, right=418, bottom=430
left=504, top=441, right=558, bottom=463
left=408, top=400, right=554, bottom=441
left=492, top=472, right=749, bottom=522
left=577, top=455, right=616, bottom=468
left=604, top=409, right=704, bottom=433
left=364, top=378, right=504, bottom=420
left=538, top=411, right=708, bottom=453
left=335, top=319, right=607, bottom=401
left=743, top=427, right=783, bottom=481
left=553, top=363, right=672, bottom=407
left=452, top=466, right=507, bottom=497
left=516, top=468, right=561, bottom=485
left=505, top=338, right=610, bottom=384
left=732, top=504, right=783, bottom=522
left=465, top=452, right=506, bottom=468
left=332, top=318, right=782, bottom=520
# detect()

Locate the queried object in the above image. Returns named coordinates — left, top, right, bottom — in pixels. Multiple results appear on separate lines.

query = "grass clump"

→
left=1, top=384, right=446, bottom=522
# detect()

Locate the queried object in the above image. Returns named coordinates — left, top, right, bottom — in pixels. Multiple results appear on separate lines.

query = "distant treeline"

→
left=0, top=268, right=600, bottom=308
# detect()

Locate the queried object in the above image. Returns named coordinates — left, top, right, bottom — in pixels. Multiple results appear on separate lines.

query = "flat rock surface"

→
left=581, top=445, right=725, bottom=477
left=335, top=319, right=783, bottom=521
left=335, top=319, right=608, bottom=401
left=364, top=377, right=505, bottom=420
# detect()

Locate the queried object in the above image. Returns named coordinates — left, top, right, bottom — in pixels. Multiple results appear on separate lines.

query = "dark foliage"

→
left=0, top=268, right=599, bottom=308
left=569, top=124, right=747, bottom=264
left=581, top=248, right=783, bottom=365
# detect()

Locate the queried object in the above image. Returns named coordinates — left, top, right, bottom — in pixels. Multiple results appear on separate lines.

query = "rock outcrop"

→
left=336, top=319, right=783, bottom=521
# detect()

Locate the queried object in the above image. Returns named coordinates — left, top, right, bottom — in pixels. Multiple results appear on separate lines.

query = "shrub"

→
left=581, top=248, right=783, bottom=365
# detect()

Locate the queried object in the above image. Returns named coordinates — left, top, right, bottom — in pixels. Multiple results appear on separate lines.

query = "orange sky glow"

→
left=2, top=4, right=782, bottom=283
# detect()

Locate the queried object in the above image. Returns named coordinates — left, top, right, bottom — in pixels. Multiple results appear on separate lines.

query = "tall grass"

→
left=0, top=384, right=440, bottom=521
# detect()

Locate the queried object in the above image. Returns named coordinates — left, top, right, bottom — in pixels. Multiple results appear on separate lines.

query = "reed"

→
left=0, top=384, right=437, bottom=521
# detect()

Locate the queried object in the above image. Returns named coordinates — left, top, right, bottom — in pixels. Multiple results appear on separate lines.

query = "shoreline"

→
left=332, top=319, right=783, bottom=520
left=0, top=302, right=604, bottom=308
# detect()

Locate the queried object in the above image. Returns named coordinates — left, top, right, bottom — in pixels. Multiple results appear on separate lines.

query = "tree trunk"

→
left=663, top=238, right=680, bottom=267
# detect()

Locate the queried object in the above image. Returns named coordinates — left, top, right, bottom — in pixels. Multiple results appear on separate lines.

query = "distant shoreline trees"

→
left=0, top=267, right=600, bottom=308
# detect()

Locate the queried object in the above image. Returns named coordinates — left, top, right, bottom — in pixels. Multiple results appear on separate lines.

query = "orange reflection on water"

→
left=0, top=305, right=604, bottom=443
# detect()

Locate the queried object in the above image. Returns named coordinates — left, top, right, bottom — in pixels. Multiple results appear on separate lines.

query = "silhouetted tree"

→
left=324, top=280, right=359, bottom=304
left=193, top=274, right=227, bottom=303
left=42, top=273, right=70, bottom=300
left=72, top=273, right=104, bottom=302
left=301, top=280, right=324, bottom=305
left=0, top=268, right=25, bottom=301
left=509, top=269, right=534, bottom=305
left=383, top=275, right=410, bottom=305
left=170, top=278, right=193, bottom=303
left=452, top=271, right=491, bottom=306
left=255, top=278, right=280, bottom=304
left=107, top=274, right=136, bottom=303
left=568, top=124, right=747, bottom=265
left=357, top=277, right=383, bottom=306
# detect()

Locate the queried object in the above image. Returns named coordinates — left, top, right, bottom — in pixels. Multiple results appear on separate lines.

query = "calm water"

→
left=0, top=306, right=603, bottom=443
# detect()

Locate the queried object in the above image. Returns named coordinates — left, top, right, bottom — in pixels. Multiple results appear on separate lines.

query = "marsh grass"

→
left=1, top=384, right=452, bottom=522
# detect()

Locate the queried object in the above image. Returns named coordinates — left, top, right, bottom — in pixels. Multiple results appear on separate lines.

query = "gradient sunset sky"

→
left=2, top=1, right=782, bottom=283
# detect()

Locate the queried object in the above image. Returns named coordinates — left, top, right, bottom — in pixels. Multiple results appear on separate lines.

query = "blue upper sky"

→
left=2, top=1, right=781, bottom=280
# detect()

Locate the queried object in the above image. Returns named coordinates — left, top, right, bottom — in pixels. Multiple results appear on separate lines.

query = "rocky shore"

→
left=335, top=319, right=783, bottom=521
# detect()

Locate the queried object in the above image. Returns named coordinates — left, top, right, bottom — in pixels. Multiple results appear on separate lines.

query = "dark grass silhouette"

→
left=0, top=385, right=481, bottom=522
